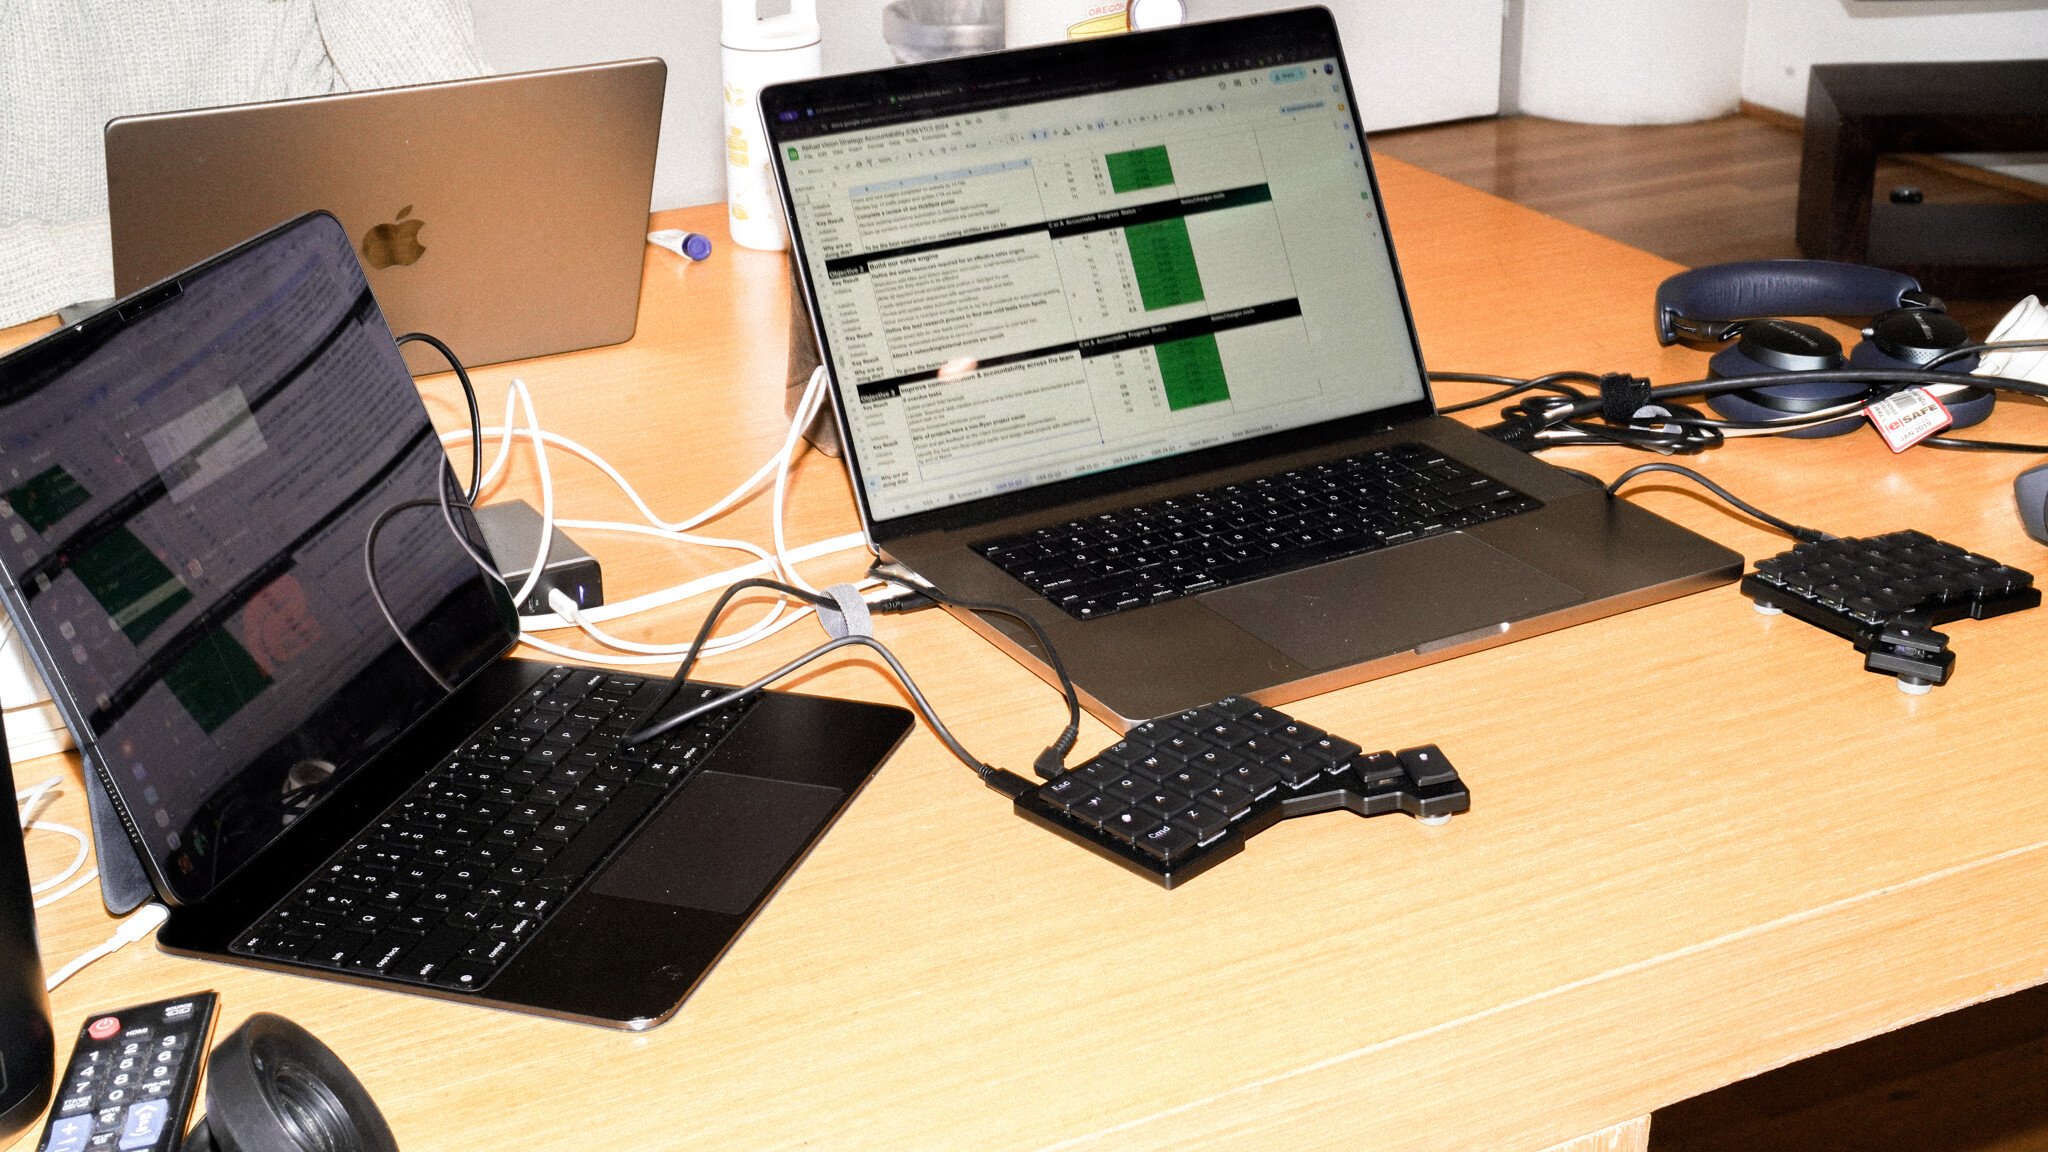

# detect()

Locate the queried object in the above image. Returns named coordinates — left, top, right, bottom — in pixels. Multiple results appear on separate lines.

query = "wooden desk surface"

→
left=10, top=160, right=2048, bottom=1151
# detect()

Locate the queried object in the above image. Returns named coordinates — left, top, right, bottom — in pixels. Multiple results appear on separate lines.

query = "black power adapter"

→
left=475, top=499, right=604, bottom=616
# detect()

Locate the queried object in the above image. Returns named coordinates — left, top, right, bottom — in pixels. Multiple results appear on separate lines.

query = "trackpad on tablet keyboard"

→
left=591, top=771, right=844, bottom=916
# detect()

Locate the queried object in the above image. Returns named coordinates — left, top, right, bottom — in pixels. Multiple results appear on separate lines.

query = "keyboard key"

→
left=1193, top=781, right=1254, bottom=817
left=1397, top=745, right=1457, bottom=788
left=1040, top=776, right=1092, bottom=810
left=1135, top=822, right=1198, bottom=862
left=1171, top=803, right=1230, bottom=842
left=1099, top=809, right=1159, bottom=844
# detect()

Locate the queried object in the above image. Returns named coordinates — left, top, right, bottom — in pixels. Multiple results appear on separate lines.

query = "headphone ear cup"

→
left=1705, top=319, right=1867, bottom=438
left=1855, top=305, right=1989, bottom=429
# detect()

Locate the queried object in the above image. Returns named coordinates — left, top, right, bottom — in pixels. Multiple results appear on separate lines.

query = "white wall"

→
left=471, top=0, right=1502, bottom=211
left=1742, top=0, right=2048, bottom=115
left=1741, top=0, right=2048, bottom=185
left=1514, top=0, right=1747, bottom=124
left=1186, top=0, right=1503, bottom=131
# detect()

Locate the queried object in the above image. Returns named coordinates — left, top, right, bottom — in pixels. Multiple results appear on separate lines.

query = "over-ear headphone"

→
left=1655, top=259, right=1989, bottom=438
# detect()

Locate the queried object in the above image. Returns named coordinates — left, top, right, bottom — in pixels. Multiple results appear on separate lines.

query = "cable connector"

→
left=45, top=903, right=169, bottom=991
left=114, top=902, right=170, bottom=944
left=1482, top=418, right=1544, bottom=452
left=981, top=766, right=1037, bottom=799
left=1032, top=746, right=1069, bottom=780
left=868, top=589, right=937, bottom=614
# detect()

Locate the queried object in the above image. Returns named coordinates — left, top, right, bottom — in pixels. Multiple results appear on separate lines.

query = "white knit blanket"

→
left=0, top=0, right=487, bottom=327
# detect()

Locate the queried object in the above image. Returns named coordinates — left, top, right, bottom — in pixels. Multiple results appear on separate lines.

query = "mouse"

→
left=2015, top=460, right=2048, bottom=544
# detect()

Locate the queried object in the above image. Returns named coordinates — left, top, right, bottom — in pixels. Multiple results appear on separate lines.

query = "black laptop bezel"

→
left=764, top=6, right=1440, bottom=545
left=0, top=212, right=522, bottom=908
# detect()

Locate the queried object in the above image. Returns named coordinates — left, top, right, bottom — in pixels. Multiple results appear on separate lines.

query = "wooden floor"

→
left=1375, top=111, right=2048, bottom=1152
left=1373, top=112, right=2041, bottom=336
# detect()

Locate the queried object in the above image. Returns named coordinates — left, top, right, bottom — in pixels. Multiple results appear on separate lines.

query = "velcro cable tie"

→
left=816, top=582, right=874, bottom=639
left=1599, top=373, right=1654, bottom=425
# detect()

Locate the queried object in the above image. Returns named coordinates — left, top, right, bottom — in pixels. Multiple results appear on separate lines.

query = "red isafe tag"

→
left=1865, top=386, right=1952, bottom=453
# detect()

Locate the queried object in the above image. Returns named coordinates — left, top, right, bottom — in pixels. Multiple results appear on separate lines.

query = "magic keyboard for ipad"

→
left=1741, top=529, right=2039, bottom=691
left=232, top=668, right=756, bottom=992
left=975, top=443, right=1538, bottom=620
left=1011, top=696, right=1470, bottom=887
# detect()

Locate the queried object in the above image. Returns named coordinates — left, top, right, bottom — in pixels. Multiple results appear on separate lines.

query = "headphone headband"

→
left=1656, top=260, right=1926, bottom=345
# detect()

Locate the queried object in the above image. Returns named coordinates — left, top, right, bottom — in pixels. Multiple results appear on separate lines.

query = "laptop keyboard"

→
left=231, top=667, right=756, bottom=993
left=975, top=443, right=1538, bottom=619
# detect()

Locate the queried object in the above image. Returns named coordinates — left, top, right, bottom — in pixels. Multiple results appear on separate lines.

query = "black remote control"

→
left=37, top=992, right=217, bottom=1152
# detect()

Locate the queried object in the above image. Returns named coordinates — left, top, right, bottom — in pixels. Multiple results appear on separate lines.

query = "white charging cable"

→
left=15, top=776, right=97, bottom=909
left=466, top=378, right=558, bottom=610
left=15, top=779, right=177, bottom=990
left=437, top=368, right=871, bottom=665
left=43, top=904, right=169, bottom=992
left=772, top=368, right=834, bottom=593
left=535, top=372, right=866, bottom=664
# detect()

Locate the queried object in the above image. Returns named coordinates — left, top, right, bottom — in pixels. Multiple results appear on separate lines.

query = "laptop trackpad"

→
left=590, top=771, right=844, bottom=916
left=1203, top=533, right=1583, bottom=671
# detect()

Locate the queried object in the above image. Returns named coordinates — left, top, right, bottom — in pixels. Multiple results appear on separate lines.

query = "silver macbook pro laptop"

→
left=765, top=8, right=1742, bottom=727
left=105, top=59, right=665, bottom=375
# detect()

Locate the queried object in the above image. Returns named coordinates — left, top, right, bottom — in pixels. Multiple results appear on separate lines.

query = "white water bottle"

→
left=722, top=0, right=822, bottom=251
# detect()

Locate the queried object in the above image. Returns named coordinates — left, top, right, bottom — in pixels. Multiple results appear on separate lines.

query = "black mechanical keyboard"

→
left=1741, top=529, right=2039, bottom=691
left=1010, top=696, right=1470, bottom=887
left=975, top=443, right=1538, bottom=620
left=232, top=668, right=755, bottom=991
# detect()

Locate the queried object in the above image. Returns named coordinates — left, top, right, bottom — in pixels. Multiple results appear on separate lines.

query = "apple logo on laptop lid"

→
left=360, top=205, right=426, bottom=269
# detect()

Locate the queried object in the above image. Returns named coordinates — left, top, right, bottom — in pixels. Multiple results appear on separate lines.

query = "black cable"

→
left=1925, top=336, right=2048, bottom=371
left=1431, top=370, right=1596, bottom=415
left=640, top=633, right=1002, bottom=780
left=615, top=575, right=1002, bottom=778
left=1606, top=462, right=1832, bottom=542
left=1481, top=366, right=2048, bottom=452
left=396, top=331, right=483, bottom=502
left=363, top=494, right=458, bottom=693
left=364, top=333, right=498, bottom=692
left=623, top=577, right=839, bottom=748
left=1923, top=435, right=2048, bottom=454
left=868, top=567, right=1084, bottom=776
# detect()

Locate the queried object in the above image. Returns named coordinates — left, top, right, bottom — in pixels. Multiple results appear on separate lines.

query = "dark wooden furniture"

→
left=1798, top=59, right=2048, bottom=292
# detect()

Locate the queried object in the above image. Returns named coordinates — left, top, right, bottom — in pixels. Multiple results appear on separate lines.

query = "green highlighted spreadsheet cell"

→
left=1104, top=145, right=1175, bottom=193
left=1124, top=217, right=1205, bottom=311
left=1155, top=334, right=1229, bottom=410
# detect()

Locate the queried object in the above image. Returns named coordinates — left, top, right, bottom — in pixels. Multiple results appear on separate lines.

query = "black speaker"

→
left=182, top=1014, right=398, bottom=1152
left=1, top=729, right=56, bottom=1145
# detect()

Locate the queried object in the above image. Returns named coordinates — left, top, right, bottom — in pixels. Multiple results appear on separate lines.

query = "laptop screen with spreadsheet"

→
left=769, top=14, right=1429, bottom=526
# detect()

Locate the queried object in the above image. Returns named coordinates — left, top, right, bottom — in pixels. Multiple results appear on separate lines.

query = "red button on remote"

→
left=87, top=1016, right=120, bottom=1040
